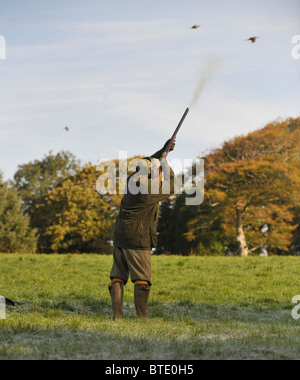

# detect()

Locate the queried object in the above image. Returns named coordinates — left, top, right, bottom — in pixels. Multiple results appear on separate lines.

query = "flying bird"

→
left=191, top=25, right=201, bottom=29
left=246, top=36, right=260, bottom=43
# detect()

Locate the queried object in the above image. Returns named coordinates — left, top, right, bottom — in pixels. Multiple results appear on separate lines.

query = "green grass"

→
left=0, top=254, right=299, bottom=360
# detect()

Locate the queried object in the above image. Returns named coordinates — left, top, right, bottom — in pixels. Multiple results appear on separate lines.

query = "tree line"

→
left=0, top=117, right=299, bottom=255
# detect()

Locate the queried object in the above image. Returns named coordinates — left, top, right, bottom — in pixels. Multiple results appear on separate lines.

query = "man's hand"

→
left=151, top=139, right=176, bottom=160
left=163, top=138, right=176, bottom=152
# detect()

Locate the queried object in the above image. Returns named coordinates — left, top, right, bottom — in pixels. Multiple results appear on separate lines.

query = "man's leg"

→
left=124, top=249, right=152, bottom=318
left=109, top=279, right=124, bottom=320
left=134, top=281, right=151, bottom=318
left=109, top=247, right=129, bottom=320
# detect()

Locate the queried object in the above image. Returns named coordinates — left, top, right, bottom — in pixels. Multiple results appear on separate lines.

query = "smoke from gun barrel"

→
left=189, top=58, right=223, bottom=108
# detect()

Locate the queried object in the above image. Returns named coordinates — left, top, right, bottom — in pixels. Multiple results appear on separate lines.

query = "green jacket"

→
left=113, top=162, right=175, bottom=250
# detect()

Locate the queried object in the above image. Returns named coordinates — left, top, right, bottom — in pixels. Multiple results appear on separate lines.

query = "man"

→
left=109, top=140, right=176, bottom=319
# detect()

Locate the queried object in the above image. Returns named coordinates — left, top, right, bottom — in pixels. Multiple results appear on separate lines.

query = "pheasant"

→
left=246, top=36, right=259, bottom=43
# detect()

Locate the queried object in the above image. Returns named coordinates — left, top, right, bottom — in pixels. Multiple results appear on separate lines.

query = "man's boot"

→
left=134, top=283, right=150, bottom=318
left=109, top=281, right=124, bottom=320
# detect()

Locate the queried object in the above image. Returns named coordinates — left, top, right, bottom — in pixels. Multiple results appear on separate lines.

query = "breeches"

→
left=110, top=246, right=152, bottom=286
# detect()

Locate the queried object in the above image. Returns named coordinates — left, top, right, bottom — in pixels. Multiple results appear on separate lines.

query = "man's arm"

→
left=146, top=159, right=177, bottom=204
left=151, top=139, right=176, bottom=160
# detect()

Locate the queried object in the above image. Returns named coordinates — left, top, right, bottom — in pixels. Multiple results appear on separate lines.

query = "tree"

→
left=156, top=198, right=174, bottom=254
left=291, top=206, right=300, bottom=255
left=0, top=173, right=37, bottom=253
left=186, top=117, right=300, bottom=256
left=14, top=151, right=78, bottom=215
left=157, top=193, right=199, bottom=255
left=34, top=165, right=121, bottom=253
left=207, top=160, right=297, bottom=256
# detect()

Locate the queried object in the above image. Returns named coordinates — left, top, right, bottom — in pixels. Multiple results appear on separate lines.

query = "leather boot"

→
left=109, top=281, right=124, bottom=320
left=134, top=284, right=150, bottom=318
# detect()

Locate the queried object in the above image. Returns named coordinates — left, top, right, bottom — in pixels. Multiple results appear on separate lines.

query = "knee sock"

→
left=112, top=277, right=125, bottom=284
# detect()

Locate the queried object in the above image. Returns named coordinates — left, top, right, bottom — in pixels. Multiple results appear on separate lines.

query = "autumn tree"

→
left=13, top=152, right=144, bottom=253
left=33, top=165, right=122, bottom=253
left=14, top=151, right=78, bottom=215
left=186, top=117, right=300, bottom=256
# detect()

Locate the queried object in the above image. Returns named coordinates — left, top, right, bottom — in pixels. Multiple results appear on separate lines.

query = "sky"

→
left=0, top=0, right=299, bottom=180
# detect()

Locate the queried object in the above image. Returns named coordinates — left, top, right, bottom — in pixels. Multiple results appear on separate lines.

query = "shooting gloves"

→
left=151, top=139, right=176, bottom=160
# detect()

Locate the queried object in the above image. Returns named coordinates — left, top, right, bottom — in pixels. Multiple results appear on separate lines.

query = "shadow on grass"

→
left=1, top=309, right=299, bottom=360
left=6, top=296, right=295, bottom=325
left=1, top=298, right=299, bottom=360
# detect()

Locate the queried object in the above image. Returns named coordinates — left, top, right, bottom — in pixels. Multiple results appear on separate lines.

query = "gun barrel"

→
left=161, top=107, right=189, bottom=159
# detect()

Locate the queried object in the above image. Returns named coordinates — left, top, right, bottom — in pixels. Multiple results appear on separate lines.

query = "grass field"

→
left=0, top=254, right=299, bottom=360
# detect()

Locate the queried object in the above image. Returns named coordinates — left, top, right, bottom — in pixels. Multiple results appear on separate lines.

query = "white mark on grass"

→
left=0, top=296, right=6, bottom=319
left=292, top=296, right=300, bottom=320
